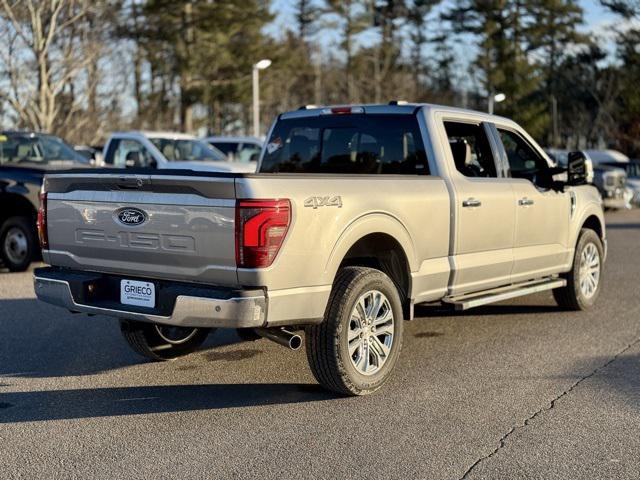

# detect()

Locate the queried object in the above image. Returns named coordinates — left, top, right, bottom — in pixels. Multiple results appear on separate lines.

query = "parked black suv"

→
left=0, top=131, right=89, bottom=271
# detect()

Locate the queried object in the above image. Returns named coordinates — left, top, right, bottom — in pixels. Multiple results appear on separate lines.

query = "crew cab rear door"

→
left=441, top=119, right=516, bottom=295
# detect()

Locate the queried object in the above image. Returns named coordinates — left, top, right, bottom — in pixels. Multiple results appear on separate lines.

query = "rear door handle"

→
left=462, top=198, right=482, bottom=208
left=518, top=197, right=535, bottom=206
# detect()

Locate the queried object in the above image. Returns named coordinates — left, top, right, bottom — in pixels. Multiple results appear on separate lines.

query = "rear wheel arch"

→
left=335, top=232, right=413, bottom=320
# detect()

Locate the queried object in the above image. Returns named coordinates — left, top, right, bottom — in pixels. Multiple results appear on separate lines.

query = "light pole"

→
left=252, top=59, right=272, bottom=138
left=488, top=92, right=506, bottom=114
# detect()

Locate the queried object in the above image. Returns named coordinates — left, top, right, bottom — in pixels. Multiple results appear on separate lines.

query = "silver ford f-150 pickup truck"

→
left=34, top=103, right=605, bottom=395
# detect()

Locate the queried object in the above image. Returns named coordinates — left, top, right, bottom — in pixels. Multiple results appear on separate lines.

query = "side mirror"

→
left=567, top=151, right=588, bottom=186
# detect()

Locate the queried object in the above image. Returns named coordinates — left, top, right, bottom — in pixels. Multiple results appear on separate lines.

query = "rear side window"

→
left=444, top=122, right=497, bottom=178
left=259, top=114, right=429, bottom=174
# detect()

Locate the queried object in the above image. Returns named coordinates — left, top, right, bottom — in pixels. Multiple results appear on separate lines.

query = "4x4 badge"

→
left=304, top=196, right=342, bottom=209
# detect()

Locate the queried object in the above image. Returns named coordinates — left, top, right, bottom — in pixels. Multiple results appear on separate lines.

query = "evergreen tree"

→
left=445, top=1, right=546, bottom=137
left=407, top=0, right=441, bottom=100
left=526, top=0, right=585, bottom=145
left=324, top=0, right=370, bottom=101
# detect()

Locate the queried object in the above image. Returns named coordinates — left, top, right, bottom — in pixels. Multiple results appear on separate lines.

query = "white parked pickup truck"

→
left=34, top=103, right=605, bottom=395
left=101, top=131, right=256, bottom=173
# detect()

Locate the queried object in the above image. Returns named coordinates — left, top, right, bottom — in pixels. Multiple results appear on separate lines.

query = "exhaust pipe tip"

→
left=288, top=334, right=302, bottom=351
left=255, top=328, right=302, bottom=351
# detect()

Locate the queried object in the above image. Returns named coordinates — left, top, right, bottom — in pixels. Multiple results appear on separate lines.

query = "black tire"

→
left=553, top=228, right=604, bottom=311
left=119, top=320, right=212, bottom=361
left=0, top=216, right=36, bottom=272
left=305, top=266, right=404, bottom=396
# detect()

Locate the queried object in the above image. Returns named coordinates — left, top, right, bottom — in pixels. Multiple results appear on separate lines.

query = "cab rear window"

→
left=259, top=114, right=429, bottom=174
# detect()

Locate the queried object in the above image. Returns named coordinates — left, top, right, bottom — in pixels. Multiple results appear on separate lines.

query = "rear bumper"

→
left=33, top=267, right=266, bottom=328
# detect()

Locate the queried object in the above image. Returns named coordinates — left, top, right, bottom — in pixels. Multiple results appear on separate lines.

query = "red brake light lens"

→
left=235, top=199, right=291, bottom=268
left=37, top=192, right=48, bottom=249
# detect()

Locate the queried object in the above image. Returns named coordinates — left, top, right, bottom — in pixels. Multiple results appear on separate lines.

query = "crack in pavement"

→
left=460, top=336, right=640, bottom=479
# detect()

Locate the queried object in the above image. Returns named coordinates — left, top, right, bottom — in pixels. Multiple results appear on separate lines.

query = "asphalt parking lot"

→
left=1, top=209, right=639, bottom=479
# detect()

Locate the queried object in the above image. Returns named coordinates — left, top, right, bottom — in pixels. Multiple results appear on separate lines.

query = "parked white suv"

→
left=102, top=131, right=256, bottom=173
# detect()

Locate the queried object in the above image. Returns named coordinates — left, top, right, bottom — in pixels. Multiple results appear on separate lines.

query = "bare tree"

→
left=0, top=0, right=105, bottom=138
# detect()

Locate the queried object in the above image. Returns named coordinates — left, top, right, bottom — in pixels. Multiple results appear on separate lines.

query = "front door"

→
left=495, top=127, right=570, bottom=282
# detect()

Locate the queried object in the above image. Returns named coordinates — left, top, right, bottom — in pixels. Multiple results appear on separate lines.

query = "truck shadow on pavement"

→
left=560, top=350, right=640, bottom=411
left=414, top=302, right=561, bottom=318
left=0, top=299, right=252, bottom=379
left=0, top=383, right=339, bottom=423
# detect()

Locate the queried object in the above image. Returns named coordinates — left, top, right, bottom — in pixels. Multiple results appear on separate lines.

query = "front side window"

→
left=444, top=122, right=497, bottom=178
left=260, top=114, right=428, bottom=174
left=210, top=142, right=239, bottom=157
left=238, top=144, right=262, bottom=163
left=498, top=129, right=549, bottom=182
left=150, top=138, right=225, bottom=162
left=111, top=139, right=153, bottom=168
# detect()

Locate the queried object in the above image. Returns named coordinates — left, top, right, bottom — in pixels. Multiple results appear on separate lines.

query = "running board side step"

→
left=442, top=277, right=567, bottom=311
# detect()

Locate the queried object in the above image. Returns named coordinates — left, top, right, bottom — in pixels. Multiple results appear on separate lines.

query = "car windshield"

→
left=0, top=133, right=87, bottom=166
left=149, top=137, right=226, bottom=162
left=260, top=114, right=428, bottom=174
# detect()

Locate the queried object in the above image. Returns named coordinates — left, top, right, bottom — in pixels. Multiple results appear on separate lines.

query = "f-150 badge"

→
left=304, top=196, right=342, bottom=209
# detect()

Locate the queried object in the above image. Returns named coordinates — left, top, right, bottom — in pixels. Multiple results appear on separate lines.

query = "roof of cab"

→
left=279, top=102, right=513, bottom=125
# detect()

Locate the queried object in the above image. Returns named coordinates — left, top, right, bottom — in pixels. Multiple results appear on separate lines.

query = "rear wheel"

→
left=0, top=216, right=36, bottom=272
left=553, top=228, right=603, bottom=311
left=120, top=320, right=212, bottom=361
left=305, top=266, right=404, bottom=396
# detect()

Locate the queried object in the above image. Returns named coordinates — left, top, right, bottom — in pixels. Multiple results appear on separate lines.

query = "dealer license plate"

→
left=120, top=279, right=156, bottom=308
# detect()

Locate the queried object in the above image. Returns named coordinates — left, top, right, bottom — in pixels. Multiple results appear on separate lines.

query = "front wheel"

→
left=305, top=266, right=404, bottom=396
left=553, top=228, right=604, bottom=311
left=120, top=320, right=212, bottom=361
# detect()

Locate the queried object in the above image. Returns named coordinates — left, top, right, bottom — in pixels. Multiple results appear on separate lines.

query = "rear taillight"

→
left=37, top=191, right=48, bottom=249
left=235, top=199, right=291, bottom=268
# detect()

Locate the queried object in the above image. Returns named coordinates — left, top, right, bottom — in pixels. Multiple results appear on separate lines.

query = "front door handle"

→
left=462, top=198, right=482, bottom=208
left=518, top=197, right=535, bottom=206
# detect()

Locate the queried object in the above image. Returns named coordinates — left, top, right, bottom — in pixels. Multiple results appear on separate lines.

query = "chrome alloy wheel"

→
left=579, top=242, right=600, bottom=299
left=154, top=325, right=199, bottom=345
left=3, top=227, right=28, bottom=265
left=348, top=290, right=395, bottom=376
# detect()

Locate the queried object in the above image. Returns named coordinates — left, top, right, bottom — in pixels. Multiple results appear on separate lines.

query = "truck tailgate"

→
left=43, top=172, right=238, bottom=285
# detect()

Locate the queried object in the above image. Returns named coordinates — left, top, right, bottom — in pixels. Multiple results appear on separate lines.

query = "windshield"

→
left=0, top=133, right=87, bottom=166
left=150, top=137, right=226, bottom=162
left=259, top=114, right=428, bottom=174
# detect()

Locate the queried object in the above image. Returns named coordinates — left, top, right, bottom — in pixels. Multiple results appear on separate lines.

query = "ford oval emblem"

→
left=115, top=208, right=147, bottom=226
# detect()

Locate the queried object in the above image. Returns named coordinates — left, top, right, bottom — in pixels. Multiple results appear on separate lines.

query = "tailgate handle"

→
left=115, top=177, right=146, bottom=190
